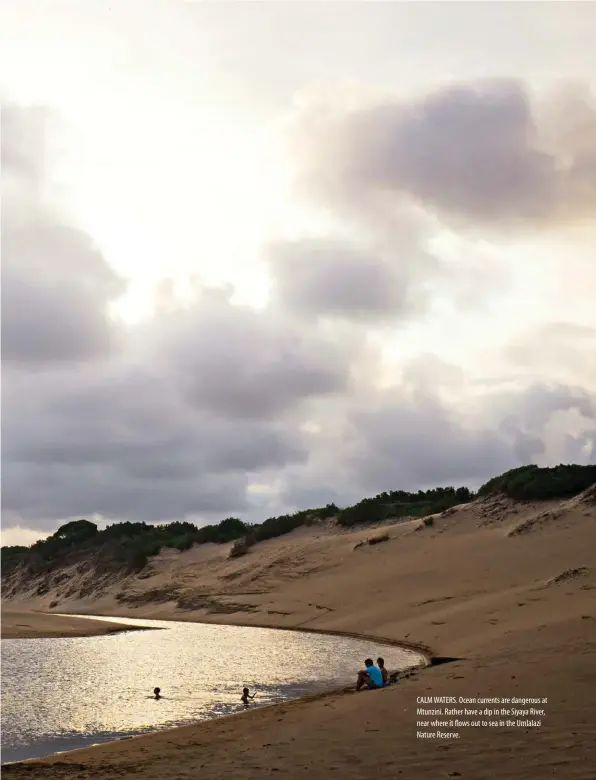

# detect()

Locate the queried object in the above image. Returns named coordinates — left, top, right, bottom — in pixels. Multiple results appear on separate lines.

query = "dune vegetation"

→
left=2, top=464, right=594, bottom=582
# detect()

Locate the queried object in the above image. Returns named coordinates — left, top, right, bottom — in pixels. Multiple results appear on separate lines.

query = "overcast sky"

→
left=2, top=1, right=595, bottom=546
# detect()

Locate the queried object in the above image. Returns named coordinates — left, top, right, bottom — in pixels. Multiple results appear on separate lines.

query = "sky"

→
left=2, top=1, right=596, bottom=547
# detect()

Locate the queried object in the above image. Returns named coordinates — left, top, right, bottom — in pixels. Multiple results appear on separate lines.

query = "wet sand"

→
left=1, top=609, right=144, bottom=639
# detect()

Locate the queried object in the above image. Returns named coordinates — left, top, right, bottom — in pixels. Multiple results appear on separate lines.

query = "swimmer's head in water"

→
left=153, top=687, right=161, bottom=696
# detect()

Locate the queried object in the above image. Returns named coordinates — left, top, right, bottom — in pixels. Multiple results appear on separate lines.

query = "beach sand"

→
left=2, top=490, right=596, bottom=778
left=1, top=609, right=145, bottom=639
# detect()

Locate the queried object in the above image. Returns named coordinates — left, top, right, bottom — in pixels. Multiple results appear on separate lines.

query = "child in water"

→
left=153, top=687, right=161, bottom=699
left=241, top=687, right=256, bottom=705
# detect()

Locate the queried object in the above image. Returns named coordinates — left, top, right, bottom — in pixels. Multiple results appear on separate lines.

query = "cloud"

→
left=289, top=78, right=596, bottom=229
left=1, top=102, right=49, bottom=182
left=1, top=102, right=124, bottom=365
left=344, top=386, right=513, bottom=493
left=139, top=289, right=353, bottom=420
left=274, top=368, right=596, bottom=511
left=1, top=360, right=309, bottom=526
left=504, top=322, right=596, bottom=388
left=266, top=236, right=434, bottom=323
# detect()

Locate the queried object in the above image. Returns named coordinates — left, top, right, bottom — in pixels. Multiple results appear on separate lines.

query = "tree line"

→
left=2, top=464, right=594, bottom=576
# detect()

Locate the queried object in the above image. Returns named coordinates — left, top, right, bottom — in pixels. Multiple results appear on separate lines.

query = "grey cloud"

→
left=350, top=381, right=595, bottom=494
left=512, top=433, right=546, bottom=463
left=5, top=348, right=595, bottom=532
left=496, top=381, right=596, bottom=467
left=502, top=382, right=596, bottom=431
left=2, top=460, right=251, bottom=528
left=1, top=102, right=124, bottom=365
left=2, top=363, right=308, bottom=527
left=345, top=389, right=512, bottom=493
left=291, top=79, right=596, bottom=228
left=144, top=295, right=352, bottom=419
left=277, top=370, right=596, bottom=512
left=266, top=237, right=432, bottom=322
left=2, top=221, right=124, bottom=364
left=560, top=429, right=596, bottom=463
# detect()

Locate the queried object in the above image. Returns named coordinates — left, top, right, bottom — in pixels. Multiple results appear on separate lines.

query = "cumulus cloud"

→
left=274, top=373, right=596, bottom=512
left=137, top=289, right=353, bottom=420
left=344, top=387, right=512, bottom=493
left=289, top=78, right=596, bottom=229
left=1, top=102, right=124, bottom=365
left=266, top=236, right=434, bottom=323
left=1, top=361, right=309, bottom=526
left=495, top=381, right=596, bottom=464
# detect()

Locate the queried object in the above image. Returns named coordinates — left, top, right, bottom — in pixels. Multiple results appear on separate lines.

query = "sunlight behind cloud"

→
left=64, top=99, right=291, bottom=319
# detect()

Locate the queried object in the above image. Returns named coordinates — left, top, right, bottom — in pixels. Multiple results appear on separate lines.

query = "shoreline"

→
left=1, top=607, right=434, bottom=661
left=0, top=609, right=153, bottom=640
left=2, top=610, right=428, bottom=768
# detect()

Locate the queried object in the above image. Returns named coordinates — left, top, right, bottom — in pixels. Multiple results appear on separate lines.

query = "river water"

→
left=1, top=615, right=421, bottom=764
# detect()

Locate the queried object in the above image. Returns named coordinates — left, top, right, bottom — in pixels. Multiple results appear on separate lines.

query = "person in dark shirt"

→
left=241, top=687, right=256, bottom=705
left=377, top=657, right=389, bottom=686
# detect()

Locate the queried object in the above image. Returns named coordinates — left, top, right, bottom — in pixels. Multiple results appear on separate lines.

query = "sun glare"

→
left=49, top=90, right=294, bottom=323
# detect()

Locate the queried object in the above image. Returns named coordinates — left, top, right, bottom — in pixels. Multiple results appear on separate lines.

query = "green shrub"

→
left=174, top=535, right=196, bottom=552
left=478, top=464, right=596, bottom=501
left=253, top=512, right=305, bottom=542
left=337, top=486, right=473, bottom=528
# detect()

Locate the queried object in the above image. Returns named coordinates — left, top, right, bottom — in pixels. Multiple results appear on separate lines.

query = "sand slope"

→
left=2, top=490, right=596, bottom=778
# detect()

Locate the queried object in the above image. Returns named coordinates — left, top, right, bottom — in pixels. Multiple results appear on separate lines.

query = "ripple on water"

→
left=1, top=615, right=422, bottom=764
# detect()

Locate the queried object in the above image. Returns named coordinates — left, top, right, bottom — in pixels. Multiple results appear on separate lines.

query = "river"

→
left=1, top=615, right=421, bottom=764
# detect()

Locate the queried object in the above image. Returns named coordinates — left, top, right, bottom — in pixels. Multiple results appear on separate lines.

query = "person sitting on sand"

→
left=377, top=657, right=389, bottom=686
left=241, top=687, right=256, bottom=705
left=356, top=658, right=384, bottom=691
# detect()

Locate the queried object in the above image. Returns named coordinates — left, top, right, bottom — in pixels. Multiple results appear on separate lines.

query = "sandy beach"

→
left=0, top=609, right=146, bottom=639
left=2, top=490, right=596, bottom=778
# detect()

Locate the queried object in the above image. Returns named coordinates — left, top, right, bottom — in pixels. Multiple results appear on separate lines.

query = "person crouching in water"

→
left=356, top=658, right=384, bottom=691
left=241, top=687, right=256, bottom=705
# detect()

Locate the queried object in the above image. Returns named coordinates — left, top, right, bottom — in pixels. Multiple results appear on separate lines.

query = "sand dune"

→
left=2, top=490, right=596, bottom=778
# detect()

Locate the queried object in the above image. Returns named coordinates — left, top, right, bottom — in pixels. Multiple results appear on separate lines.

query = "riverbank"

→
left=3, top=617, right=595, bottom=779
left=0, top=609, right=147, bottom=639
left=3, top=491, right=596, bottom=777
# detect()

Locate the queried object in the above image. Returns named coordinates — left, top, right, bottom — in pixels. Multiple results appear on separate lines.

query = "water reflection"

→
left=1, top=615, right=421, bottom=764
